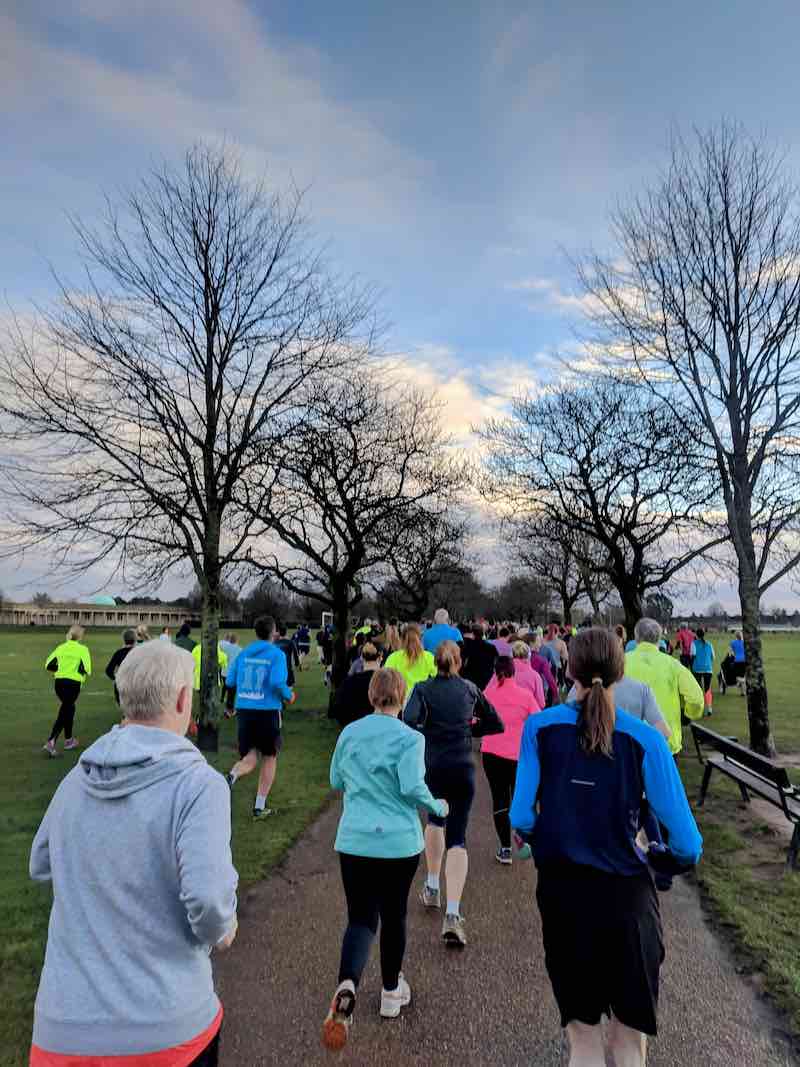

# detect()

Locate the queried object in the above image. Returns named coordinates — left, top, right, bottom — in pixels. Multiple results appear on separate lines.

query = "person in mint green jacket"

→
left=322, top=667, right=448, bottom=1052
left=43, top=625, right=92, bottom=757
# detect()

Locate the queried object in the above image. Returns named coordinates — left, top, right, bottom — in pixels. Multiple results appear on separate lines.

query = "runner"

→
left=543, top=624, right=568, bottom=692
left=219, top=633, right=241, bottom=716
left=527, top=634, right=559, bottom=706
left=276, top=624, right=301, bottom=686
left=481, top=657, right=539, bottom=865
left=330, top=643, right=383, bottom=728
left=322, top=667, right=448, bottom=1051
left=29, top=641, right=238, bottom=1067
left=508, top=640, right=545, bottom=708
left=159, top=626, right=171, bottom=642
left=105, top=628, right=136, bottom=707
left=295, top=623, right=311, bottom=661
left=135, top=624, right=150, bottom=644
left=382, top=619, right=402, bottom=660
left=174, top=622, right=196, bottom=652
left=384, top=623, right=436, bottom=698
left=690, top=627, right=715, bottom=715
left=403, top=641, right=503, bottom=947
left=421, top=608, right=463, bottom=654
left=490, top=626, right=513, bottom=658
left=674, top=622, right=695, bottom=669
left=460, top=624, right=498, bottom=690
left=43, top=625, right=92, bottom=757
left=510, top=627, right=703, bottom=1067
left=225, top=617, right=295, bottom=819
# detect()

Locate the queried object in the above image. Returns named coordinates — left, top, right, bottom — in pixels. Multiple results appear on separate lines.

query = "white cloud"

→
left=507, top=276, right=604, bottom=316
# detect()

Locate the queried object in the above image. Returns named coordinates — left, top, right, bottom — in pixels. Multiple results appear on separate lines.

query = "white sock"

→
left=228, top=769, right=238, bottom=783
left=426, top=873, right=440, bottom=891
left=254, top=794, right=267, bottom=811
left=446, top=900, right=460, bottom=917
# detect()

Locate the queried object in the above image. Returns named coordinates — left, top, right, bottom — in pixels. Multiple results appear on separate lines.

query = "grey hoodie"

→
left=30, top=724, right=238, bottom=1056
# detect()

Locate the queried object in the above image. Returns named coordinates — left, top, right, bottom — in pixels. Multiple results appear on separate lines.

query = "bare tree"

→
left=578, top=123, right=800, bottom=753
left=478, top=378, right=722, bottom=634
left=377, top=508, right=467, bottom=619
left=247, top=375, right=465, bottom=684
left=0, top=145, right=374, bottom=744
left=33, top=592, right=53, bottom=608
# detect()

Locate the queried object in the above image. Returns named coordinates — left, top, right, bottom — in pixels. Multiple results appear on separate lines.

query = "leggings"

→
left=482, top=752, right=517, bottom=848
left=189, top=1031, right=220, bottom=1066
left=338, top=852, right=419, bottom=992
left=694, top=672, right=712, bottom=693
left=49, top=679, right=81, bottom=741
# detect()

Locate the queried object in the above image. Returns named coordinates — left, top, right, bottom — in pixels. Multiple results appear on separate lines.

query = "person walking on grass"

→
left=225, top=616, right=295, bottom=819
left=29, top=641, right=238, bottom=1067
left=510, top=627, right=702, bottom=1067
left=384, top=622, right=436, bottom=698
left=482, top=657, right=540, bottom=865
left=322, top=668, right=449, bottom=1051
left=690, top=627, right=715, bottom=715
left=219, top=633, right=241, bottom=717
left=403, top=641, right=503, bottom=947
left=105, top=628, right=136, bottom=708
left=43, top=625, right=92, bottom=757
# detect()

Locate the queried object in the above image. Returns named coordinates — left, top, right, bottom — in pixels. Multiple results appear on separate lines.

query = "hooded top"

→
left=30, top=724, right=238, bottom=1057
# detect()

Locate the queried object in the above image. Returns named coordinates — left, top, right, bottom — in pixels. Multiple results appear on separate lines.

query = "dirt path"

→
left=215, top=771, right=797, bottom=1066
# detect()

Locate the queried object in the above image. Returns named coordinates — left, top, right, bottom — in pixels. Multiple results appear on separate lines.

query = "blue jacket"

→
left=422, top=623, right=463, bottom=653
left=227, top=640, right=292, bottom=711
left=510, top=703, right=702, bottom=877
left=691, top=639, right=715, bottom=674
left=331, top=714, right=445, bottom=858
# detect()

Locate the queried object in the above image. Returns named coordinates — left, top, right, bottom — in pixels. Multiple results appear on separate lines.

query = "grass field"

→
left=0, top=626, right=338, bottom=1067
left=0, top=627, right=797, bottom=1063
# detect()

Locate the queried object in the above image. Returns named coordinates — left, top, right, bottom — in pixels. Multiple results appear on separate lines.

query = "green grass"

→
left=0, top=626, right=337, bottom=1067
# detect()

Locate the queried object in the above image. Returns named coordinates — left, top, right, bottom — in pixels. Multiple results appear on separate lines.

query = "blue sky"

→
left=3, top=0, right=800, bottom=610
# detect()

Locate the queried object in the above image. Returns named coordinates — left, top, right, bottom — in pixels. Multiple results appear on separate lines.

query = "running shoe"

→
left=321, top=980, right=356, bottom=1050
left=63, top=738, right=79, bottom=751
left=252, top=807, right=276, bottom=820
left=380, top=974, right=411, bottom=1019
left=42, top=740, right=58, bottom=758
left=442, top=913, right=467, bottom=948
left=419, top=885, right=440, bottom=909
left=495, top=847, right=513, bottom=866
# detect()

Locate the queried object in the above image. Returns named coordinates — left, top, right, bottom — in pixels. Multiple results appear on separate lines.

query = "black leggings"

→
left=49, top=679, right=81, bottom=741
left=338, top=852, right=419, bottom=992
left=482, top=752, right=517, bottom=848
left=426, top=762, right=476, bottom=849
left=694, top=672, right=712, bottom=693
left=189, top=1031, right=220, bottom=1066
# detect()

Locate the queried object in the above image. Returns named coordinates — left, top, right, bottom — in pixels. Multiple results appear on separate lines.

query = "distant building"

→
left=0, top=600, right=191, bottom=629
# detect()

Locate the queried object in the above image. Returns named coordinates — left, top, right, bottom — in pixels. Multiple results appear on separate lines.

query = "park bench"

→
left=691, top=722, right=800, bottom=871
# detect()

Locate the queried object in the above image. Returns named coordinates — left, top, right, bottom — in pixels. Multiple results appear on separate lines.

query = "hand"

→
left=437, top=798, right=449, bottom=817
left=216, top=917, right=238, bottom=951
left=289, top=691, right=297, bottom=705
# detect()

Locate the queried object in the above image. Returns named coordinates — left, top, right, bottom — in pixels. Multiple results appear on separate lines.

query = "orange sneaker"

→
left=322, top=980, right=355, bottom=1051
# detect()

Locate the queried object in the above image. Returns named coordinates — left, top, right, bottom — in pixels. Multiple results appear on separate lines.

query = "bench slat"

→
left=691, top=723, right=792, bottom=789
left=705, top=754, right=800, bottom=821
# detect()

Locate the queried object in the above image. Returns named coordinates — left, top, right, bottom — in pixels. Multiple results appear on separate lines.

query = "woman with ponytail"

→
left=510, top=627, right=702, bottom=1067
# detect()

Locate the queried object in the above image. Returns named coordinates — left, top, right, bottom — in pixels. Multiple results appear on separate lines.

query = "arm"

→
left=642, top=731, right=703, bottom=870
left=510, top=719, right=540, bottom=840
left=176, top=774, right=239, bottom=947
left=45, top=648, right=58, bottom=673
left=470, top=686, right=504, bottom=737
left=677, top=663, right=705, bottom=721
left=330, top=736, right=345, bottom=790
left=226, top=650, right=240, bottom=688
left=641, top=685, right=671, bottom=740
left=30, top=804, right=53, bottom=883
left=540, top=659, right=558, bottom=701
left=105, top=651, right=119, bottom=681
left=402, top=684, right=426, bottom=730
left=271, top=648, right=293, bottom=703
left=397, top=735, right=445, bottom=816
left=82, top=647, right=92, bottom=677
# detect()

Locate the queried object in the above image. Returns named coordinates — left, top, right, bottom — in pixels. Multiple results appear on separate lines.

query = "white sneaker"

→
left=380, top=974, right=411, bottom=1018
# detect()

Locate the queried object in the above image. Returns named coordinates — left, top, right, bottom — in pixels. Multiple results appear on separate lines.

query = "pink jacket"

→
left=482, top=678, right=540, bottom=761
left=511, top=659, right=545, bottom=708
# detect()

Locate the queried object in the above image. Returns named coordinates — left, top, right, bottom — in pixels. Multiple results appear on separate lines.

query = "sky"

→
left=3, top=0, right=800, bottom=611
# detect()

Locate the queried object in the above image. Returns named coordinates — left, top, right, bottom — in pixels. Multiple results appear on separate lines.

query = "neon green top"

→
left=45, top=640, right=92, bottom=685
left=191, top=644, right=229, bottom=692
left=624, top=642, right=704, bottom=754
left=384, top=648, right=437, bottom=696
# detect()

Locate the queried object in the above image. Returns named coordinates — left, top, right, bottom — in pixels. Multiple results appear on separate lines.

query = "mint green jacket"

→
left=331, top=713, right=445, bottom=859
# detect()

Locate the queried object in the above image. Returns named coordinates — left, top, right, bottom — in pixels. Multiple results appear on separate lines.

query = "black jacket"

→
left=403, top=675, right=503, bottom=769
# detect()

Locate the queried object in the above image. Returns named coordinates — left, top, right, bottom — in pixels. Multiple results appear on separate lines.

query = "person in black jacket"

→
left=105, top=629, right=136, bottom=707
left=330, top=643, right=382, bottom=728
left=403, top=640, right=503, bottom=948
left=460, top=624, right=498, bottom=691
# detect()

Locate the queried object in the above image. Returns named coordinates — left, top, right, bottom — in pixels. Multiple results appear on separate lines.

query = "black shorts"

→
left=425, top=762, right=475, bottom=849
left=536, top=863, right=664, bottom=1036
left=237, top=709, right=283, bottom=758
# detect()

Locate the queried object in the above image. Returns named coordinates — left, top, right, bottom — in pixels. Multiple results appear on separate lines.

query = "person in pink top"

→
left=509, top=640, right=545, bottom=707
left=482, top=657, right=540, bottom=865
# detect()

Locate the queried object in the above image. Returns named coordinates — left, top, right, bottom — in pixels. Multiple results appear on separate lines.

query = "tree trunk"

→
left=618, top=586, right=643, bottom=638
left=330, top=595, right=351, bottom=692
left=197, top=531, right=222, bottom=747
left=738, top=569, right=775, bottom=756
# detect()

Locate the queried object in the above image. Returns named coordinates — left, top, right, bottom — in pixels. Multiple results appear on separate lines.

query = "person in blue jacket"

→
left=422, top=607, right=463, bottom=654
left=691, top=627, right=715, bottom=713
left=225, top=616, right=294, bottom=819
left=322, top=667, right=448, bottom=1052
left=510, top=626, right=702, bottom=1067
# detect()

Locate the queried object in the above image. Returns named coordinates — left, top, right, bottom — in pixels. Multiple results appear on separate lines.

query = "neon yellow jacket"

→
left=384, top=649, right=437, bottom=697
left=45, top=640, right=92, bottom=685
left=624, top=642, right=704, bottom=753
left=191, top=644, right=228, bottom=692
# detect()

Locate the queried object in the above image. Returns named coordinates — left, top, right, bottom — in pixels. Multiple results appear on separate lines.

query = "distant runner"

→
left=43, top=625, right=92, bottom=757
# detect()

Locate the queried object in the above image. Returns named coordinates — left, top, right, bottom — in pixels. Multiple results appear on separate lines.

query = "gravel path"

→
left=215, top=770, right=797, bottom=1066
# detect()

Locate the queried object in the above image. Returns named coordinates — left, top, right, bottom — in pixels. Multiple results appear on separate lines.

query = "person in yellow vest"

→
left=384, top=623, right=436, bottom=698
left=624, top=618, right=704, bottom=754
left=43, top=624, right=92, bottom=757
left=190, top=642, right=229, bottom=735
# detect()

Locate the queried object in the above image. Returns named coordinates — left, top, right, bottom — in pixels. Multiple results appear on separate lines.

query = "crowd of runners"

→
left=30, top=608, right=732, bottom=1066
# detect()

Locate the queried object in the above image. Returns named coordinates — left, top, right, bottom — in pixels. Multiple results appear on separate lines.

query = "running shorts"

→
left=536, top=862, right=664, bottom=1036
left=425, top=762, right=475, bottom=849
left=236, top=708, right=283, bottom=758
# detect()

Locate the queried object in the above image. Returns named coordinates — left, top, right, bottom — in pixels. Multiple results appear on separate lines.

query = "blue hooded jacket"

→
left=227, top=639, right=292, bottom=711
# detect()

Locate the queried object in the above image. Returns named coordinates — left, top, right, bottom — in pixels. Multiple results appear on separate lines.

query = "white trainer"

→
left=380, top=974, right=411, bottom=1018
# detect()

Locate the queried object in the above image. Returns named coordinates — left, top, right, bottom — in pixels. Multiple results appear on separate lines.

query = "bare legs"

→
left=566, top=1019, right=646, bottom=1067
left=229, top=751, right=278, bottom=803
left=424, top=826, right=468, bottom=913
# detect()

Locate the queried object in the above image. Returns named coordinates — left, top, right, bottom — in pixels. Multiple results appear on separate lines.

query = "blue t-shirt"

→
left=422, top=623, right=463, bottom=654
left=228, top=639, right=292, bottom=711
left=691, top=639, right=715, bottom=674
left=510, top=703, right=702, bottom=876
left=731, top=639, right=745, bottom=663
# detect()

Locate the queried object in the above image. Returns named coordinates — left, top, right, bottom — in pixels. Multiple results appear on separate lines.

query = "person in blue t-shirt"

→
left=719, top=630, right=746, bottom=694
left=225, top=616, right=295, bottom=819
left=690, top=628, right=715, bottom=714
left=421, top=608, right=463, bottom=654
left=510, top=626, right=701, bottom=1066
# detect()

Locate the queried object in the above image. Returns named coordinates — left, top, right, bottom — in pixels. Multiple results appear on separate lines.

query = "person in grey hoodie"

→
left=29, top=640, right=238, bottom=1067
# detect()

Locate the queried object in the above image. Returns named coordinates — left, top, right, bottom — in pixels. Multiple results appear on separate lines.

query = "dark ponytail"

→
left=494, top=655, right=514, bottom=688
left=568, top=627, right=624, bottom=756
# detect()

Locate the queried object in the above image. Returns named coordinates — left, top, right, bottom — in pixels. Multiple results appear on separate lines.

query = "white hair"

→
left=634, top=617, right=663, bottom=645
left=116, top=641, right=194, bottom=722
left=434, top=607, right=449, bottom=625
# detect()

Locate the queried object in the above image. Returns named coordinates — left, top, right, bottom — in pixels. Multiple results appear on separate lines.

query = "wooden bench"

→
left=691, top=722, right=800, bottom=871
